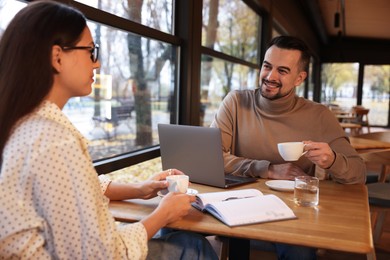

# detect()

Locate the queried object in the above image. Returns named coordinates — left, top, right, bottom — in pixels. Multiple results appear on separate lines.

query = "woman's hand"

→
left=157, top=192, right=196, bottom=224
left=141, top=192, right=196, bottom=239
left=137, top=168, right=185, bottom=199
left=148, top=168, right=185, bottom=181
left=103, top=168, right=186, bottom=201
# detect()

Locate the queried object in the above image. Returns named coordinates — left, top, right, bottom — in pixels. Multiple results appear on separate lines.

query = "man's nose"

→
left=266, top=69, right=278, bottom=81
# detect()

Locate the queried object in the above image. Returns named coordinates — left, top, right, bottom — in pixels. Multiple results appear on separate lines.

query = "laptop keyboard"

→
left=225, top=178, right=239, bottom=184
left=225, top=175, right=248, bottom=183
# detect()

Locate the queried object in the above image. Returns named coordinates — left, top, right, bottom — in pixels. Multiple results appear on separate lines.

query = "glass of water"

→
left=294, top=176, right=319, bottom=207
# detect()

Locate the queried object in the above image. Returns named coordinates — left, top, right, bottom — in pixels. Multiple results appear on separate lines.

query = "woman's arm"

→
left=103, top=169, right=184, bottom=200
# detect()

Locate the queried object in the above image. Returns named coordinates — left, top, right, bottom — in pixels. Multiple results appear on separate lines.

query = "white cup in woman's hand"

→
left=166, top=175, right=189, bottom=193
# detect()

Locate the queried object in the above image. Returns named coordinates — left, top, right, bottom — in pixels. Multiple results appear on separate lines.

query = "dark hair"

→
left=267, top=36, right=311, bottom=72
left=0, top=1, right=86, bottom=165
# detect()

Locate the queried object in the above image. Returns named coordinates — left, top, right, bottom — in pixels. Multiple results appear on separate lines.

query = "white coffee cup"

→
left=277, top=142, right=307, bottom=161
left=166, top=175, right=189, bottom=193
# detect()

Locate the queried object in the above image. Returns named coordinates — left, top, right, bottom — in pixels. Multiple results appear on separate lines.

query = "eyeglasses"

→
left=62, top=44, right=99, bottom=63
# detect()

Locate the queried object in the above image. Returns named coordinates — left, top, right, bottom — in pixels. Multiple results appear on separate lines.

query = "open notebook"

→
left=192, top=189, right=296, bottom=226
left=158, top=124, right=257, bottom=188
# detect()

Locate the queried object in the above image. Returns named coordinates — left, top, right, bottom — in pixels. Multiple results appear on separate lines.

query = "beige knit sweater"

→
left=211, top=88, right=366, bottom=184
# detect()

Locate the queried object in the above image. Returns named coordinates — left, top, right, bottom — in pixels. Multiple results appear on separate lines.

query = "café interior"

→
left=1, top=0, right=389, bottom=259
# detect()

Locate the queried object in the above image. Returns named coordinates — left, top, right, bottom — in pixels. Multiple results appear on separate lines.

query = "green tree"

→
left=366, top=65, right=390, bottom=101
left=321, top=63, right=357, bottom=103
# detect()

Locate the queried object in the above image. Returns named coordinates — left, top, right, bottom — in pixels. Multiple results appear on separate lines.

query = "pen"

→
left=223, top=196, right=254, bottom=201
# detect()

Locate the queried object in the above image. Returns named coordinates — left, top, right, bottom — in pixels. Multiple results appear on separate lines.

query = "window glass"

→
left=295, top=81, right=305, bottom=98
left=200, top=55, right=259, bottom=126
left=321, top=63, right=359, bottom=108
left=76, top=0, right=173, bottom=34
left=362, top=65, right=390, bottom=126
left=0, top=0, right=26, bottom=31
left=0, top=1, right=177, bottom=162
left=296, top=57, right=314, bottom=100
left=202, top=0, right=259, bottom=64
left=307, top=58, right=315, bottom=100
left=106, top=157, right=162, bottom=183
left=64, top=21, right=177, bottom=161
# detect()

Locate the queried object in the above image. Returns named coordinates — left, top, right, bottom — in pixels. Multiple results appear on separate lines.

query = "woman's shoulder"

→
left=10, top=111, right=76, bottom=150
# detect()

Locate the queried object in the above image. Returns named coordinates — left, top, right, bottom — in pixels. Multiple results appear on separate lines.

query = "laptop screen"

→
left=158, top=124, right=257, bottom=188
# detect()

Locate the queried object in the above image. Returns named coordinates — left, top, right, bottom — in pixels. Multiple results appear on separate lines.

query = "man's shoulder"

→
left=223, top=90, right=257, bottom=107
left=297, top=96, right=328, bottom=109
left=227, top=89, right=256, bottom=99
left=296, top=97, right=335, bottom=118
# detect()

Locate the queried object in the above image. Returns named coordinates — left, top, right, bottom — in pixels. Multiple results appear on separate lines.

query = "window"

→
left=202, top=0, right=259, bottom=63
left=200, top=55, right=258, bottom=126
left=76, top=0, right=173, bottom=34
left=201, top=0, right=261, bottom=126
left=0, top=0, right=26, bottom=30
left=320, top=63, right=359, bottom=108
left=362, top=65, right=390, bottom=126
left=64, top=21, right=177, bottom=161
left=296, top=58, right=314, bottom=100
left=0, top=0, right=179, bottom=173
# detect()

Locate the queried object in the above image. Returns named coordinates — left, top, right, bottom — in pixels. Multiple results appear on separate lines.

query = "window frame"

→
left=70, top=1, right=183, bottom=174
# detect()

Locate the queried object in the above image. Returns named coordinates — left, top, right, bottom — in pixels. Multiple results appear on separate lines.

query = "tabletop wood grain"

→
left=109, top=179, right=374, bottom=257
left=349, top=136, right=390, bottom=150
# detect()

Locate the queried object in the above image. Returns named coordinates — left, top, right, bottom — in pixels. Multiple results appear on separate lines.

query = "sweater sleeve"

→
left=315, top=108, right=366, bottom=184
left=211, top=92, right=269, bottom=178
left=326, top=136, right=366, bottom=184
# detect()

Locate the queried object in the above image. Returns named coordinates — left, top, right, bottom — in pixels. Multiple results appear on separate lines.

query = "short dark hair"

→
left=267, top=36, right=311, bottom=72
left=0, top=1, right=86, bottom=165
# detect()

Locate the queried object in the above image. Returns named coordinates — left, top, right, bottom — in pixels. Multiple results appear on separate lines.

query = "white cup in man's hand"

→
left=277, top=142, right=307, bottom=161
left=166, top=175, right=189, bottom=193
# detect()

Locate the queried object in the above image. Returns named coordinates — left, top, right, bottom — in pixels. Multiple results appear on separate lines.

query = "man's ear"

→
left=52, top=45, right=62, bottom=73
left=294, top=71, right=307, bottom=87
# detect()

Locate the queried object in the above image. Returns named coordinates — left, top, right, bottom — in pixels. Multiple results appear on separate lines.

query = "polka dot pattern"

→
left=0, top=101, right=148, bottom=259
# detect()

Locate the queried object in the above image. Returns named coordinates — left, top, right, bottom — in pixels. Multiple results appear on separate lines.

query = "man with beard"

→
left=210, top=36, right=365, bottom=259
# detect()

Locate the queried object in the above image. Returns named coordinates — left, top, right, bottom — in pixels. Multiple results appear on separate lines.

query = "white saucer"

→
left=157, top=188, right=198, bottom=197
left=265, top=180, right=295, bottom=192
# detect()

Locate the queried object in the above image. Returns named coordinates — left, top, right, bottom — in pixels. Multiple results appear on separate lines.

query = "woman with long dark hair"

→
left=0, top=1, right=217, bottom=259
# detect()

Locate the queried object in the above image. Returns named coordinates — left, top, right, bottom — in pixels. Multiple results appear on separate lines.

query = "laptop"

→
left=158, top=124, right=257, bottom=188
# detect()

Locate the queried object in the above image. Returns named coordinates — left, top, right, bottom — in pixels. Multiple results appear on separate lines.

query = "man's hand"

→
left=303, top=141, right=336, bottom=169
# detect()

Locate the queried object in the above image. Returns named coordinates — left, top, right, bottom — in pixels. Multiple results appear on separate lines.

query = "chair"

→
left=360, top=150, right=390, bottom=244
left=360, top=148, right=390, bottom=183
left=356, top=131, right=390, bottom=182
left=352, top=106, right=370, bottom=133
left=340, top=122, right=362, bottom=136
left=366, top=182, right=390, bottom=244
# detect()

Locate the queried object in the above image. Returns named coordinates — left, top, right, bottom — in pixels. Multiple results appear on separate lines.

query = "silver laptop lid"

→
left=158, top=124, right=227, bottom=188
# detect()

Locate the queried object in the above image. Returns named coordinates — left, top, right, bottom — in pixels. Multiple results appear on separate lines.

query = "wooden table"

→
left=109, top=180, right=375, bottom=259
left=331, top=108, right=354, bottom=116
left=340, top=122, right=362, bottom=136
left=349, top=136, right=390, bottom=152
left=336, top=114, right=356, bottom=122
